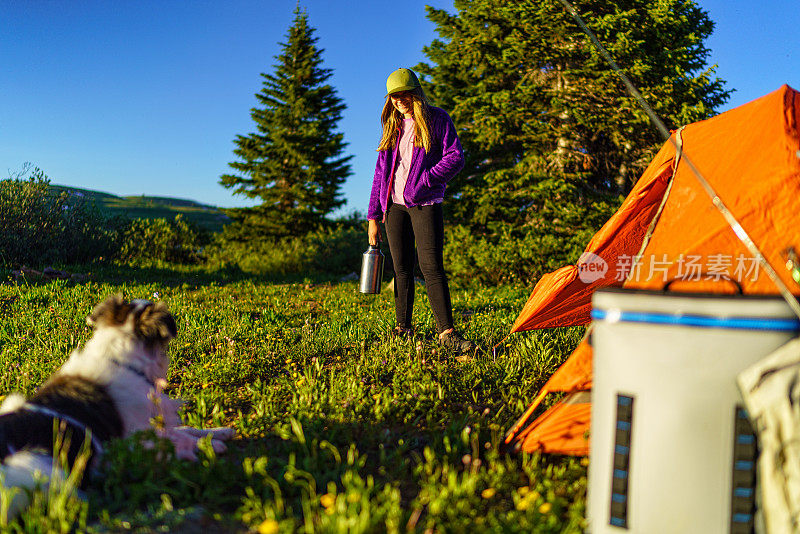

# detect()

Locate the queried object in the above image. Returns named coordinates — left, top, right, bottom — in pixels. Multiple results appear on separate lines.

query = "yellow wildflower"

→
left=481, top=488, right=496, bottom=499
left=257, top=519, right=279, bottom=534
left=320, top=493, right=336, bottom=508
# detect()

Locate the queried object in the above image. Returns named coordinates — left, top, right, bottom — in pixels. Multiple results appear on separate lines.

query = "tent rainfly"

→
left=503, top=85, right=800, bottom=456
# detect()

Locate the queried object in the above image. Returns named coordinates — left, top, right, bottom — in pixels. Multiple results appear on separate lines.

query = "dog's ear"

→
left=135, top=301, right=177, bottom=345
left=87, top=294, right=130, bottom=328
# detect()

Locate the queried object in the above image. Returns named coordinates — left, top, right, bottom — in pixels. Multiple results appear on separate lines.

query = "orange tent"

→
left=503, top=85, right=800, bottom=456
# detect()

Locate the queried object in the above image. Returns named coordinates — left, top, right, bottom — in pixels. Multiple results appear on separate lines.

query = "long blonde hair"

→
left=377, top=87, right=432, bottom=153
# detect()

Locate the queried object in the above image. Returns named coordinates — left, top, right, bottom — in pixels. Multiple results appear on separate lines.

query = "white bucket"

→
left=588, top=288, right=800, bottom=534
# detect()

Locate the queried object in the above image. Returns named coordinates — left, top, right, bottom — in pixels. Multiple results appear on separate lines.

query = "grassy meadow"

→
left=0, top=267, right=586, bottom=532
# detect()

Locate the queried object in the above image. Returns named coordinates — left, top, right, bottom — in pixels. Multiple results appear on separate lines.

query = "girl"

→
left=367, top=67, right=474, bottom=357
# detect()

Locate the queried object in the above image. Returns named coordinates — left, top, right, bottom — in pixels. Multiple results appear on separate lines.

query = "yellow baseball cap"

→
left=386, top=68, right=421, bottom=96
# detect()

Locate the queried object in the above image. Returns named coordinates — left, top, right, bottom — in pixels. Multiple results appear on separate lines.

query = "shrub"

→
left=0, top=169, right=120, bottom=266
left=443, top=196, right=618, bottom=287
left=444, top=225, right=583, bottom=287
left=117, top=215, right=208, bottom=265
left=206, top=221, right=365, bottom=277
left=0, top=167, right=211, bottom=268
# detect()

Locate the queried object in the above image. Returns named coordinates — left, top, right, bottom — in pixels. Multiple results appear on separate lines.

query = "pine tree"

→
left=416, top=0, right=729, bottom=230
left=220, top=8, right=352, bottom=240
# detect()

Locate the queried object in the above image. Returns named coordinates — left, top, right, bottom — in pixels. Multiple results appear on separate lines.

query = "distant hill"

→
left=50, top=185, right=229, bottom=232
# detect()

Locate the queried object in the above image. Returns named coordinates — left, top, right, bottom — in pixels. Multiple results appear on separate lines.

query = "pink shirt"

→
left=392, top=118, right=416, bottom=206
left=391, top=118, right=444, bottom=207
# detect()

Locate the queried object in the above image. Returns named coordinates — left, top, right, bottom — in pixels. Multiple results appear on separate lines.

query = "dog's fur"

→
left=0, top=295, right=234, bottom=516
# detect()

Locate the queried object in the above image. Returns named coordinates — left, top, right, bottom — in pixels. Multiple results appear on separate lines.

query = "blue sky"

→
left=1, top=1, right=798, bottom=215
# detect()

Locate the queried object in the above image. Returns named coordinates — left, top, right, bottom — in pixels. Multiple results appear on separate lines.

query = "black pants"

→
left=385, top=202, right=453, bottom=334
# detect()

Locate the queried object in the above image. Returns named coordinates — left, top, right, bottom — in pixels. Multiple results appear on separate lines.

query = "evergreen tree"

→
left=416, top=0, right=729, bottom=231
left=220, top=8, right=352, bottom=240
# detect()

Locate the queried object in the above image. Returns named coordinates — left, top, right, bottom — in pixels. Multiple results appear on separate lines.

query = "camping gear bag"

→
left=589, top=288, right=800, bottom=534
left=738, top=337, right=800, bottom=533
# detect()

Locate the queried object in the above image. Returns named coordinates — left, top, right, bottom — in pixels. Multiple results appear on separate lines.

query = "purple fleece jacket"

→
left=367, top=106, right=464, bottom=221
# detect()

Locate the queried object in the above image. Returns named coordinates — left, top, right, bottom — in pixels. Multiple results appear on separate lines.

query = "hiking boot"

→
left=439, top=330, right=475, bottom=358
left=390, top=326, right=414, bottom=340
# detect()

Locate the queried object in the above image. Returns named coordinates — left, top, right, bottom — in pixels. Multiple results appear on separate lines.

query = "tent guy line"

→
left=558, top=0, right=800, bottom=320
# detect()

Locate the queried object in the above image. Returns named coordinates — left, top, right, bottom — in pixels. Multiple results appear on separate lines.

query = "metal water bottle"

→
left=359, top=244, right=384, bottom=294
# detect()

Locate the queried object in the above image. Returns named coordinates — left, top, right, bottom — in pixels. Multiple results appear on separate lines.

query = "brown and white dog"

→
left=0, top=295, right=234, bottom=515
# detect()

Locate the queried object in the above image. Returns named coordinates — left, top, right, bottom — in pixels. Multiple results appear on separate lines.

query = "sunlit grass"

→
left=0, top=268, right=586, bottom=532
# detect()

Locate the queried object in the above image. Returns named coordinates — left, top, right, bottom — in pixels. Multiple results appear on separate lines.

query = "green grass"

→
left=50, top=185, right=229, bottom=232
left=0, top=268, right=586, bottom=532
